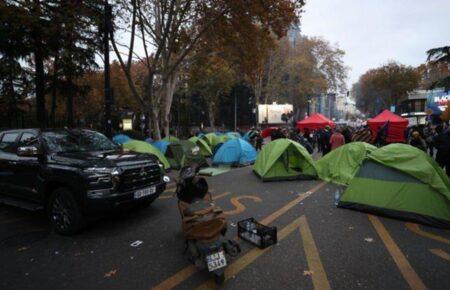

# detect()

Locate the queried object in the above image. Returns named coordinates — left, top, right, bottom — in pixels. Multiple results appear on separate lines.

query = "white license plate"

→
left=134, top=186, right=156, bottom=199
left=206, top=251, right=227, bottom=272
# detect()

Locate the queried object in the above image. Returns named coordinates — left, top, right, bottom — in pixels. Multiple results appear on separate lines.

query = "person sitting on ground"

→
left=409, top=131, right=427, bottom=152
left=330, top=128, right=346, bottom=151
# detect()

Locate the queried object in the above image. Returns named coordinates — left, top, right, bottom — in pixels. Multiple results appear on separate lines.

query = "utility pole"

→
left=104, top=1, right=113, bottom=138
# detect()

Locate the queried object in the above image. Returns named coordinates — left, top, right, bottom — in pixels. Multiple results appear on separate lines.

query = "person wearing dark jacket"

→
left=408, top=131, right=427, bottom=152
left=433, top=125, right=450, bottom=176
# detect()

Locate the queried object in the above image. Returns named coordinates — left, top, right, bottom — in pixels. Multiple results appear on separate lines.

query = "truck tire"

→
left=47, top=188, right=85, bottom=235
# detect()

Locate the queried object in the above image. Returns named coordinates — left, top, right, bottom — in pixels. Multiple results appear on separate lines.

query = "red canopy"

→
left=367, top=110, right=408, bottom=143
left=296, top=113, right=336, bottom=131
left=261, top=127, right=279, bottom=138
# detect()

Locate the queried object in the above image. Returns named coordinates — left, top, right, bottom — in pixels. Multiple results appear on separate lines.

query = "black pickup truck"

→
left=0, top=128, right=168, bottom=235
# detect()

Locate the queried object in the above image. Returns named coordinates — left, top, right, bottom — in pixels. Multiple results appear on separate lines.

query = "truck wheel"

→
left=47, top=188, right=85, bottom=235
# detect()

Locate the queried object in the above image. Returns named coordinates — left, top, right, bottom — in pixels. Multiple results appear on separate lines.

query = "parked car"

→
left=0, top=128, right=169, bottom=235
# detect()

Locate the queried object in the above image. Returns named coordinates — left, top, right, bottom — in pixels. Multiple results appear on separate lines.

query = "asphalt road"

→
left=0, top=166, right=449, bottom=290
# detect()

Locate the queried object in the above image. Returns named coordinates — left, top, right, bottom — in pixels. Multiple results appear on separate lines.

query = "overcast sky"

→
left=300, top=0, right=450, bottom=88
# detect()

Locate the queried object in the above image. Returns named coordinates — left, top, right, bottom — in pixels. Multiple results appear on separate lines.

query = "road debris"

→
left=130, top=240, right=143, bottom=247
left=17, top=246, right=29, bottom=252
left=104, top=269, right=118, bottom=278
left=303, top=270, right=314, bottom=276
left=364, top=237, right=374, bottom=243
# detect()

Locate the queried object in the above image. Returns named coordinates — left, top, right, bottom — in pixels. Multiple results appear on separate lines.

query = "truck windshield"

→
left=42, top=130, right=118, bottom=153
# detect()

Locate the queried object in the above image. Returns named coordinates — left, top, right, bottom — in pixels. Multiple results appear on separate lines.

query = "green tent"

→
left=202, top=133, right=230, bottom=148
left=202, top=133, right=218, bottom=147
left=189, top=136, right=213, bottom=157
left=122, top=140, right=170, bottom=169
left=253, top=139, right=317, bottom=181
left=163, top=135, right=180, bottom=142
left=179, top=140, right=208, bottom=167
left=339, top=144, right=450, bottom=229
left=316, top=142, right=376, bottom=185
left=165, top=140, right=208, bottom=169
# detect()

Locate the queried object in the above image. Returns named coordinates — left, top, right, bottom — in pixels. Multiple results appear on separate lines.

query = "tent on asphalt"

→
left=316, top=142, right=377, bottom=185
left=112, top=134, right=131, bottom=145
left=213, top=138, right=257, bottom=166
left=367, top=110, right=408, bottom=143
left=163, top=135, right=180, bottom=142
left=122, top=140, right=170, bottom=169
left=296, top=113, right=336, bottom=131
left=202, top=133, right=230, bottom=151
left=226, top=132, right=241, bottom=139
left=165, top=140, right=207, bottom=169
left=339, top=143, right=450, bottom=229
left=253, top=139, right=317, bottom=181
left=189, top=136, right=213, bottom=157
left=152, top=140, right=170, bottom=154
left=202, top=133, right=219, bottom=148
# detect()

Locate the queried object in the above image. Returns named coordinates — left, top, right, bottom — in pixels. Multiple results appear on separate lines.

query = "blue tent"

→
left=113, top=134, right=131, bottom=145
left=153, top=140, right=170, bottom=154
left=226, top=132, right=241, bottom=139
left=213, top=138, right=257, bottom=166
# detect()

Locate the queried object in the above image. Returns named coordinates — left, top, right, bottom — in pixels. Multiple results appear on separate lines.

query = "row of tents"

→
left=112, top=132, right=258, bottom=170
left=297, top=110, right=409, bottom=143
left=252, top=138, right=450, bottom=229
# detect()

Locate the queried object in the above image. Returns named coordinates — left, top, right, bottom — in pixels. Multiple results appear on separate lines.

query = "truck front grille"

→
left=118, top=164, right=161, bottom=192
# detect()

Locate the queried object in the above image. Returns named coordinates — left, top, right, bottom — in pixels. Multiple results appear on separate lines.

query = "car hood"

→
left=49, top=150, right=158, bottom=168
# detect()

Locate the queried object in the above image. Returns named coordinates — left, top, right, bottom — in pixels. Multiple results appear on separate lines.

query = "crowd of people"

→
left=247, top=121, right=450, bottom=177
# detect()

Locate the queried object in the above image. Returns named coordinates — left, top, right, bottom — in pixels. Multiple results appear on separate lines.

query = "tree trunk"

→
left=151, top=106, right=161, bottom=140
left=208, top=101, right=215, bottom=128
left=161, top=73, right=178, bottom=137
left=50, top=57, right=58, bottom=127
left=66, top=74, right=74, bottom=127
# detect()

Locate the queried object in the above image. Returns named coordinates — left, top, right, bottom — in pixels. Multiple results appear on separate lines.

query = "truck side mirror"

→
left=17, top=146, right=40, bottom=157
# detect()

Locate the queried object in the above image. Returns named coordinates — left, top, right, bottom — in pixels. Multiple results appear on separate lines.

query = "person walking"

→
left=433, top=125, right=450, bottom=176
left=408, top=131, right=427, bottom=152
left=330, top=128, right=346, bottom=151
left=321, top=126, right=332, bottom=155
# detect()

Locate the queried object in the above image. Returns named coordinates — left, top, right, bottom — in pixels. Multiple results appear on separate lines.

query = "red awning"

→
left=296, top=113, right=336, bottom=131
left=367, top=110, right=408, bottom=143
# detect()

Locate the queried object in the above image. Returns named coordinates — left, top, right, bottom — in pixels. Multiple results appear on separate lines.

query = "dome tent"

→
left=202, top=133, right=230, bottom=151
left=315, top=142, right=377, bottom=185
left=162, top=135, right=180, bottom=142
left=213, top=138, right=257, bottom=166
left=189, top=136, right=213, bottom=157
left=165, top=140, right=207, bottom=170
left=339, top=144, right=450, bottom=229
left=253, top=139, right=317, bottom=181
left=153, top=140, right=170, bottom=154
left=226, top=132, right=241, bottom=139
left=112, top=134, right=131, bottom=145
left=122, top=140, right=170, bottom=170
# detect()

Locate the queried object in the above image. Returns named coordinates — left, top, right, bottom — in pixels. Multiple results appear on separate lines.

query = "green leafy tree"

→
left=353, top=61, right=420, bottom=115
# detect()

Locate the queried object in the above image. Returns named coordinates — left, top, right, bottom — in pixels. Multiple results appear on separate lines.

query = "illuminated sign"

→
left=433, top=95, right=449, bottom=111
